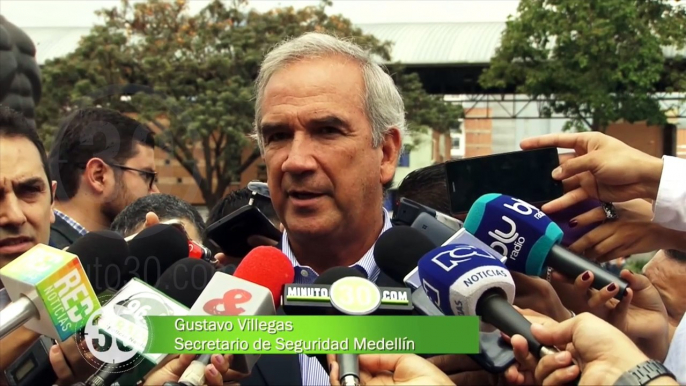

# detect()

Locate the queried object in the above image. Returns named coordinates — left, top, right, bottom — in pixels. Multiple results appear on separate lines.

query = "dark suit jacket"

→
left=240, top=270, right=403, bottom=386
left=49, top=215, right=83, bottom=250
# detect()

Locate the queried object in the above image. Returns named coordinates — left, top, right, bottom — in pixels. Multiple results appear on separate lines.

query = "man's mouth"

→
left=288, top=191, right=324, bottom=200
left=0, top=236, right=33, bottom=247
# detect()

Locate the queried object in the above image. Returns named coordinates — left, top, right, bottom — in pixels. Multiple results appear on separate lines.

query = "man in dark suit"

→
left=208, top=32, right=405, bottom=386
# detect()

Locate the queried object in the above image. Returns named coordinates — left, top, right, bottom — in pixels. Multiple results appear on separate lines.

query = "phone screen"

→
left=446, top=147, right=563, bottom=214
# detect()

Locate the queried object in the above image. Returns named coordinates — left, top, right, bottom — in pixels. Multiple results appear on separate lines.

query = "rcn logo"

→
left=431, top=244, right=498, bottom=272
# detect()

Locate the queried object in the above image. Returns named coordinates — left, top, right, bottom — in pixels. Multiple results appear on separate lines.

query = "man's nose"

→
left=150, top=183, right=160, bottom=194
left=0, top=195, right=27, bottom=228
left=281, top=134, right=318, bottom=174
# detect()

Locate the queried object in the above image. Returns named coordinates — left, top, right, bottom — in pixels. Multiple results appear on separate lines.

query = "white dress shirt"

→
left=280, top=209, right=393, bottom=386
left=652, top=156, right=686, bottom=232
left=651, top=155, right=686, bottom=380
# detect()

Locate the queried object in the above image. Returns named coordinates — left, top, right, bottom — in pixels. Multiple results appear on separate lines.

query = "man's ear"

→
left=380, top=128, right=402, bottom=188
left=50, top=181, right=57, bottom=224
left=83, top=158, right=108, bottom=194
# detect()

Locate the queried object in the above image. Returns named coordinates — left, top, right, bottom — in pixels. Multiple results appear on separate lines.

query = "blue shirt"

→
left=280, top=209, right=393, bottom=386
left=53, top=209, right=88, bottom=237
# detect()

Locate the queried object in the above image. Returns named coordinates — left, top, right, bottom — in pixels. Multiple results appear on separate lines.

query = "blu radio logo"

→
left=431, top=244, right=499, bottom=272
left=75, top=292, right=174, bottom=373
left=487, top=198, right=543, bottom=257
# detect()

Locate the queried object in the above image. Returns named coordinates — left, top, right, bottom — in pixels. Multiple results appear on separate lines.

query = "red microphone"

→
left=177, top=246, right=295, bottom=383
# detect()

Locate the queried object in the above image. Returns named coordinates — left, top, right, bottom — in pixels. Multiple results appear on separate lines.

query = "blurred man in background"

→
left=111, top=193, right=205, bottom=243
left=48, top=107, right=158, bottom=249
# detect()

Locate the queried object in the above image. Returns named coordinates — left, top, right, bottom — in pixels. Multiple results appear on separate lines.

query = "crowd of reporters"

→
left=0, top=29, right=684, bottom=386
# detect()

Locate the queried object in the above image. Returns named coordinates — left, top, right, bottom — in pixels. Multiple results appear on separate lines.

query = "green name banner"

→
left=145, top=316, right=480, bottom=355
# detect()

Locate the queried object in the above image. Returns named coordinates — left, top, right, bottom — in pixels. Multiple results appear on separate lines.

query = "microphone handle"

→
left=337, top=354, right=360, bottom=386
left=548, top=244, right=628, bottom=300
left=476, top=289, right=549, bottom=359
left=477, top=290, right=580, bottom=385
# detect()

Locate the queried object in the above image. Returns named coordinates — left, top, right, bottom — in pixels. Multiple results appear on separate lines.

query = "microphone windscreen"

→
left=67, top=230, right=129, bottom=292
left=314, top=266, right=365, bottom=285
left=233, top=246, right=295, bottom=308
left=463, top=194, right=563, bottom=277
left=417, top=244, right=515, bottom=326
left=155, top=259, right=216, bottom=308
left=374, top=226, right=436, bottom=283
left=127, top=224, right=190, bottom=285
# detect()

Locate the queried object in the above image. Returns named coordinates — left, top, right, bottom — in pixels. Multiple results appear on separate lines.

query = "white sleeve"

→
left=664, top=316, right=686, bottom=383
left=652, top=156, right=686, bottom=232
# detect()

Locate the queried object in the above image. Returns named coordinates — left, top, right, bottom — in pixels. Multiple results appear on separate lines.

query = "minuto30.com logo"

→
left=75, top=291, right=175, bottom=374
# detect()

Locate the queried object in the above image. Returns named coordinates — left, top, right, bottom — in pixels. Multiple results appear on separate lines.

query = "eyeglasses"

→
left=246, top=181, right=270, bottom=206
left=109, top=163, right=157, bottom=190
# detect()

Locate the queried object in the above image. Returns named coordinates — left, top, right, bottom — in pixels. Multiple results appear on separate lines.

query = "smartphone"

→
left=393, top=197, right=464, bottom=231
left=446, top=147, right=564, bottom=214
left=205, top=205, right=282, bottom=258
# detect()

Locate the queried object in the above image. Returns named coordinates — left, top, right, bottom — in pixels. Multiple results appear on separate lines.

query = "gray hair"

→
left=253, top=32, right=406, bottom=153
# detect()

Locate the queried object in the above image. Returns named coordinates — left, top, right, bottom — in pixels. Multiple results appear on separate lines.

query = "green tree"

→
left=480, top=0, right=686, bottom=132
left=36, top=0, right=462, bottom=208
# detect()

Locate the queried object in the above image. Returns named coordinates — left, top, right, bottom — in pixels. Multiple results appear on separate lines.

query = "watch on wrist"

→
left=613, top=360, right=676, bottom=386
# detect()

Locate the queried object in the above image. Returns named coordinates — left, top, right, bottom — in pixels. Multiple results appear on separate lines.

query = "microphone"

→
left=182, top=246, right=295, bottom=379
left=463, top=194, right=628, bottom=300
left=417, top=243, right=556, bottom=358
left=374, top=227, right=515, bottom=373
left=2, top=231, right=129, bottom=386
left=126, top=224, right=191, bottom=286
left=0, top=233, right=122, bottom=340
left=82, top=262, right=211, bottom=386
left=315, top=267, right=368, bottom=386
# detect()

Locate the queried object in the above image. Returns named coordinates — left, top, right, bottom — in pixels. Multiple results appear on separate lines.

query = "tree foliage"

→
left=36, top=0, right=462, bottom=208
left=480, top=0, right=686, bottom=132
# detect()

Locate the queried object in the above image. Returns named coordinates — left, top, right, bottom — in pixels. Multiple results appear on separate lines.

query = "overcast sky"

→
left=1, top=1, right=521, bottom=27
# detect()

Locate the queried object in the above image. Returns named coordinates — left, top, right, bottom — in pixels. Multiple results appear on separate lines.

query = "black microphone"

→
left=125, top=224, right=191, bottom=286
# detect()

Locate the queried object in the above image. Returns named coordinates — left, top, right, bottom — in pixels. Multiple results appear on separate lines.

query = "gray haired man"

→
left=234, top=32, right=404, bottom=386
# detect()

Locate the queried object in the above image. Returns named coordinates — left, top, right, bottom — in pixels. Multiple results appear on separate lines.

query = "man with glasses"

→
left=47, top=107, right=159, bottom=249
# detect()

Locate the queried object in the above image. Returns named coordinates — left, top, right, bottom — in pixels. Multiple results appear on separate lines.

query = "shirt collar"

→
left=281, top=208, right=393, bottom=284
left=53, top=209, right=88, bottom=236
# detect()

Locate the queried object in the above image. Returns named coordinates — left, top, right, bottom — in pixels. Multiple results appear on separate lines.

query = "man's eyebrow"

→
left=309, top=115, right=349, bottom=129
left=260, top=122, right=289, bottom=136
left=14, top=177, right=46, bottom=189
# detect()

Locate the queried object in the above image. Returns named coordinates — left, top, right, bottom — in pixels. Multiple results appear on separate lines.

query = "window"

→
left=398, top=151, right=410, bottom=167
left=452, top=137, right=460, bottom=147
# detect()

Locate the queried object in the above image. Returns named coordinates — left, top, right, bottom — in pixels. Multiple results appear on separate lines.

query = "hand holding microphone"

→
left=525, top=313, right=678, bottom=386
left=328, top=354, right=455, bottom=386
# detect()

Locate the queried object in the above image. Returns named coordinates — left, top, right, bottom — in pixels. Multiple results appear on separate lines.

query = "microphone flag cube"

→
left=0, top=244, right=100, bottom=342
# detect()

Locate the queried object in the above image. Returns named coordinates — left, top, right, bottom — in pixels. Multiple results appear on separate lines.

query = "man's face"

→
left=260, top=56, right=400, bottom=240
left=0, top=136, right=55, bottom=267
left=102, top=143, right=158, bottom=222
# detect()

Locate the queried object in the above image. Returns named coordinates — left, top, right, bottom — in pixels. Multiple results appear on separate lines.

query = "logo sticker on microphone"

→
left=75, top=291, right=175, bottom=373
left=329, top=277, right=381, bottom=315
left=431, top=244, right=499, bottom=272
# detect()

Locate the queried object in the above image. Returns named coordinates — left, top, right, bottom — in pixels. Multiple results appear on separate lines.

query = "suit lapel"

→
left=246, top=307, right=302, bottom=386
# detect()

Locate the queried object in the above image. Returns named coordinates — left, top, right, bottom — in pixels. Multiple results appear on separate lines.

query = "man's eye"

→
left=320, top=127, right=340, bottom=135
left=18, top=186, right=43, bottom=197
left=266, top=133, right=289, bottom=143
